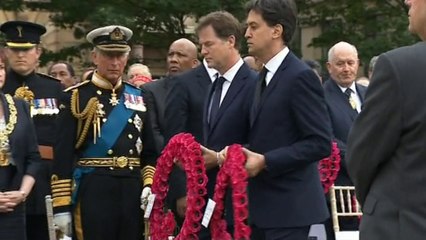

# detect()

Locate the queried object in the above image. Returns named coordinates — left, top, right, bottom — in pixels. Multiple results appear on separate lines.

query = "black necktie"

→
left=209, top=76, right=226, bottom=123
left=253, top=67, right=268, bottom=111
left=259, top=67, right=268, bottom=95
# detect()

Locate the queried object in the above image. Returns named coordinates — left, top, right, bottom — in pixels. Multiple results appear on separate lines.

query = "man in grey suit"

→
left=346, top=0, right=426, bottom=239
left=142, top=38, right=199, bottom=152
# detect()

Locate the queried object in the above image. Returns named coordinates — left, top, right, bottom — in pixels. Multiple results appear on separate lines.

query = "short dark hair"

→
left=246, top=0, right=297, bottom=44
left=196, top=11, right=243, bottom=50
left=48, top=61, right=75, bottom=77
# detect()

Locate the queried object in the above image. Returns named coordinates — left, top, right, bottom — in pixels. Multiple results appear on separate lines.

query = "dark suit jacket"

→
left=0, top=93, right=41, bottom=186
left=323, top=79, right=366, bottom=185
left=164, top=64, right=212, bottom=203
left=141, top=77, right=170, bottom=152
left=164, top=65, right=211, bottom=144
left=248, top=51, right=332, bottom=228
left=202, top=63, right=257, bottom=227
left=347, top=42, right=426, bottom=240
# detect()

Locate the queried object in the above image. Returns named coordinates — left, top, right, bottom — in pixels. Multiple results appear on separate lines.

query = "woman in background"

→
left=0, top=48, right=41, bottom=240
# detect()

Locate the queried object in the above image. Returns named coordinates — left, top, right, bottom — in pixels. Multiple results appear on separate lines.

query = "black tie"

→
left=253, top=67, right=268, bottom=111
left=259, top=67, right=268, bottom=95
left=209, top=76, right=226, bottom=123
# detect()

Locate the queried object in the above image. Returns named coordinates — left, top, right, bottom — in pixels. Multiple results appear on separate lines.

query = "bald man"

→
left=243, top=55, right=263, bottom=72
left=323, top=41, right=367, bottom=239
left=142, top=38, right=199, bottom=152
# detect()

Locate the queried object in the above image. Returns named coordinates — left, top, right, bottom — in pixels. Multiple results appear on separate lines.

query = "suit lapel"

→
left=250, top=52, right=293, bottom=127
left=208, top=64, right=248, bottom=134
left=329, top=80, right=358, bottom=120
left=196, top=65, right=212, bottom=93
left=356, top=84, right=367, bottom=104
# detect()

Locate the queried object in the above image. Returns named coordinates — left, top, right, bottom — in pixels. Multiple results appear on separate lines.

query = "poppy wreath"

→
left=209, top=144, right=251, bottom=240
left=318, top=141, right=341, bottom=193
left=149, top=133, right=208, bottom=240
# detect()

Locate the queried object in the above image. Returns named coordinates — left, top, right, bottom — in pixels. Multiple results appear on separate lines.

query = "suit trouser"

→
left=74, top=172, right=142, bottom=240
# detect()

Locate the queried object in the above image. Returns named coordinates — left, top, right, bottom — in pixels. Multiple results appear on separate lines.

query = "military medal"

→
left=91, top=71, right=123, bottom=107
left=133, top=114, right=143, bottom=132
left=109, top=90, right=119, bottom=106
left=124, top=93, right=146, bottom=112
left=135, top=137, right=143, bottom=154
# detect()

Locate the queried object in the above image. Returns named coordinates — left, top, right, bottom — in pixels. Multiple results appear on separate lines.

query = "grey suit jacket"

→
left=346, top=42, right=426, bottom=240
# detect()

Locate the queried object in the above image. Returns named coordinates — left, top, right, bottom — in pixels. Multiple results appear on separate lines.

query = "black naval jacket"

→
left=51, top=75, right=158, bottom=213
left=3, top=70, right=62, bottom=215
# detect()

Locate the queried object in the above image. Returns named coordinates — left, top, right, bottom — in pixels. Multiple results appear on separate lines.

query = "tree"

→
left=1, top=0, right=248, bottom=65
left=296, top=0, right=418, bottom=74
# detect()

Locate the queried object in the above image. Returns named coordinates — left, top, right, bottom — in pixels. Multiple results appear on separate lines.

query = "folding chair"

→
left=329, top=185, right=362, bottom=240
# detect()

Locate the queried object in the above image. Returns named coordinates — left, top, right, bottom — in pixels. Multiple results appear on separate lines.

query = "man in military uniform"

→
left=51, top=25, right=157, bottom=240
left=0, top=21, right=63, bottom=240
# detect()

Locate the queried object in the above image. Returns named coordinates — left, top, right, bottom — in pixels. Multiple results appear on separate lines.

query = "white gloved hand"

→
left=140, top=187, right=152, bottom=210
left=53, top=212, right=72, bottom=237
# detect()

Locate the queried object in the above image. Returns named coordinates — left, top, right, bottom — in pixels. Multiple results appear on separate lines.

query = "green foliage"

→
left=296, top=0, right=418, bottom=74
left=0, top=0, right=247, bottom=64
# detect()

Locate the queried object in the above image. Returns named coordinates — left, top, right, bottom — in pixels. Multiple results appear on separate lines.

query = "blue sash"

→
left=82, top=84, right=140, bottom=157
left=72, top=84, right=141, bottom=204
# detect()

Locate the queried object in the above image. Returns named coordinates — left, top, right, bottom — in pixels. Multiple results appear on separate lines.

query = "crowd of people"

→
left=0, top=0, right=424, bottom=239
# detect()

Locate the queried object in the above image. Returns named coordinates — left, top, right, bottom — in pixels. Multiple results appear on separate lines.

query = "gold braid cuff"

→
left=142, top=166, right=155, bottom=187
left=51, top=175, right=72, bottom=208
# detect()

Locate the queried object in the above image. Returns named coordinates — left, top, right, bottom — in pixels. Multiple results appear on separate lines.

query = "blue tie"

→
left=209, top=76, right=226, bottom=124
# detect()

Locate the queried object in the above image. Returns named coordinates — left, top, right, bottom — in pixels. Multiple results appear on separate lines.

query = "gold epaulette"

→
left=51, top=175, right=72, bottom=208
left=142, top=165, right=155, bottom=187
left=64, top=80, right=90, bottom=93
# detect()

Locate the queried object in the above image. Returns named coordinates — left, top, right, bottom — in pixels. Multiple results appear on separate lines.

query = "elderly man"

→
left=0, top=20, right=62, bottom=240
left=127, top=63, right=152, bottom=87
left=51, top=25, right=158, bottom=240
left=323, top=41, right=367, bottom=239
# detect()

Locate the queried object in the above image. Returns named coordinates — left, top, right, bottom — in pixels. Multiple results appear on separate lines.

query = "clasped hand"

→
left=0, top=191, right=25, bottom=213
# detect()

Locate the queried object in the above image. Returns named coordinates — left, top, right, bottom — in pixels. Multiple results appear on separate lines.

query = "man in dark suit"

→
left=193, top=11, right=257, bottom=238
left=142, top=38, right=199, bottom=153
left=323, top=41, right=367, bottom=238
left=346, top=1, right=426, bottom=239
left=324, top=41, right=367, bottom=186
left=243, top=0, right=332, bottom=239
left=0, top=21, right=63, bottom=240
left=164, top=48, right=218, bottom=222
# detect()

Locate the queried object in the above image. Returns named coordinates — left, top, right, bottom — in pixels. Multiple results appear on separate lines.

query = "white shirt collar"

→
left=338, top=82, right=357, bottom=94
left=264, top=47, right=290, bottom=76
left=220, top=58, right=244, bottom=83
left=203, top=59, right=218, bottom=82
